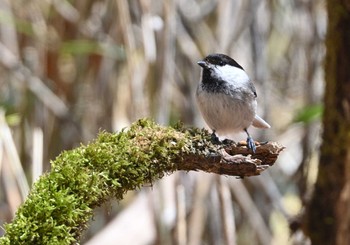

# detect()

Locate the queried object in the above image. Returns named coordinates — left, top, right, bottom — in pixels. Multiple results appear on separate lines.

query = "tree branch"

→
left=0, top=119, right=284, bottom=245
left=178, top=141, right=283, bottom=177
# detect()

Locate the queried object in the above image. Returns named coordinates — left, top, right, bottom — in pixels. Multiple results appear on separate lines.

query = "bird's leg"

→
left=244, top=128, right=256, bottom=153
left=211, top=130, right=221, bottom=144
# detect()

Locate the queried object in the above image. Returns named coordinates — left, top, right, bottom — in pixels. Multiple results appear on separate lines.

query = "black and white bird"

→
left=196, top=53, right=270, bottom=153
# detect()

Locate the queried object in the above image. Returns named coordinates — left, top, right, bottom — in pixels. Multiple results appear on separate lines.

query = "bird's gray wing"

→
left=248, top=81, right=257, bottom=97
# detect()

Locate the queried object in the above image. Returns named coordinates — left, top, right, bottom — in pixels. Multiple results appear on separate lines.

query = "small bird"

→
left=196, top=53, right=270, bottom=153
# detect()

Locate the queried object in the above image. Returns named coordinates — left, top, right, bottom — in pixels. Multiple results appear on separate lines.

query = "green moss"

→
left=0, top=118, right=206, bottom=245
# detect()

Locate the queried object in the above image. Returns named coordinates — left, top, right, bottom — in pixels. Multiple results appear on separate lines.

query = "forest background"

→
left=0, top=0, right=333, bottom=244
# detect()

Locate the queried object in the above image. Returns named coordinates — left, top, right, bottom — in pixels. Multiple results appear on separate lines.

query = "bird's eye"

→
left=219, top=61, right=225, bottom=66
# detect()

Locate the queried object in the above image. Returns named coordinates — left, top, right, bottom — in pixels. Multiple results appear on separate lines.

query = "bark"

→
left=305, top=1, right=350, bottom=244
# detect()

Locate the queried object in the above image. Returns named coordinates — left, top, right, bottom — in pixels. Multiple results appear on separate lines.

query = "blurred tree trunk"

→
left=305, top=1, right=350, bottom=245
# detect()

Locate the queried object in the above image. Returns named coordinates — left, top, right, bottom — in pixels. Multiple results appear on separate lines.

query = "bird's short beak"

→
left=197, top=60, right=207, bottom=68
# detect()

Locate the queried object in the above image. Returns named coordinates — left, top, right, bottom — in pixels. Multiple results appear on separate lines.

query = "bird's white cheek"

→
left=212, top=65, right=250, bottom=87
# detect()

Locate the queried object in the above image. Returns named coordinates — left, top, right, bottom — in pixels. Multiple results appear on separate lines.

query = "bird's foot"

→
left=238, top=140, right=268, bottom=153
left=246, top=136, right=256, bottom=153
left=222, top=138, right=235, bottom=145
left=211, top=131, right=221, bottom=145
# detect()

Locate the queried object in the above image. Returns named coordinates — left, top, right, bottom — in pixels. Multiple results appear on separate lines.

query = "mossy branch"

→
left=0, top=119, right=284, bottom=245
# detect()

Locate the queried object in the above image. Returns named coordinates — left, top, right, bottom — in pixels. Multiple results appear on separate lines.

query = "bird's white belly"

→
left=196, top=91, right=256, bottom=135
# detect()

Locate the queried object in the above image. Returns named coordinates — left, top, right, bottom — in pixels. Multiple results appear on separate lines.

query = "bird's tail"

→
left=252, top=115, right=271, bottom=129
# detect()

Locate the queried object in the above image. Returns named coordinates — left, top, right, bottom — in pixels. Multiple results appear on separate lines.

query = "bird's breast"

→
left=196, top=89, right=257, bottom=135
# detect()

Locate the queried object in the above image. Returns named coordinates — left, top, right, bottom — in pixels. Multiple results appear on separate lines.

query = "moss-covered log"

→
left=0, top=119, right=283, bottom=245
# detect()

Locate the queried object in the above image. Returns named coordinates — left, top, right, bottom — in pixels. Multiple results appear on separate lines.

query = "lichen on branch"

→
left=0, top=118, right=283, bottom=245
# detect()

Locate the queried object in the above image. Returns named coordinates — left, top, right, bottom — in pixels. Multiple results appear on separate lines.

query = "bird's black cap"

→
left=198, top=53, right=244, bottom=70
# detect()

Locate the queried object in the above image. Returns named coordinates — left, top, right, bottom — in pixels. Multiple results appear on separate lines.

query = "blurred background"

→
left=0, top=0, right=326, bottom=244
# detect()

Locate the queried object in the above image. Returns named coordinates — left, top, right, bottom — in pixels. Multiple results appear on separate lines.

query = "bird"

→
left=196, top=53, right=270, bottom=153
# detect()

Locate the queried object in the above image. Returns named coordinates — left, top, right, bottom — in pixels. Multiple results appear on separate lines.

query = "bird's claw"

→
left=246, top=136, right=256, bottom=153
left=222, top=138, right=235, bottom=145
left=211, top=131, right=221, bottom=145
